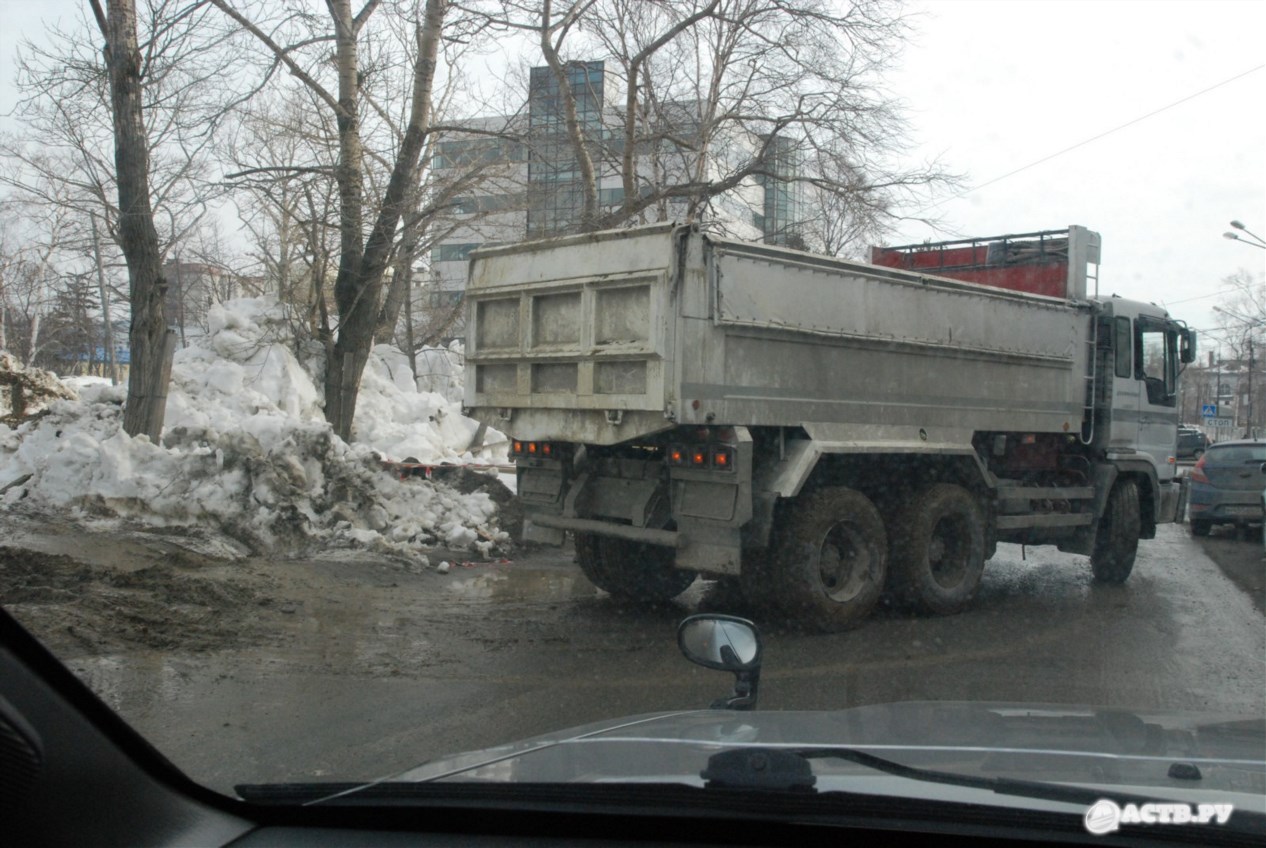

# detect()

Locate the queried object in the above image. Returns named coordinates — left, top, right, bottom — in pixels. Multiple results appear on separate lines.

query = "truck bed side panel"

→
left=674, top=240, right=1088, bottom=435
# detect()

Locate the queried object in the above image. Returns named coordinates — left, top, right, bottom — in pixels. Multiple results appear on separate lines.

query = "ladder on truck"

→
left=1080, top=254, right=1101, bottom=444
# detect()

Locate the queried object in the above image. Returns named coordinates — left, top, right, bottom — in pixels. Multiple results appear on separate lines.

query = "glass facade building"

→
left=526, top=62, right=606, bottom=239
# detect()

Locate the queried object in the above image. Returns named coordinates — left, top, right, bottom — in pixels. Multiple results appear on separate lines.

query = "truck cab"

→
left=1094, top=297, right=1191, bottom=485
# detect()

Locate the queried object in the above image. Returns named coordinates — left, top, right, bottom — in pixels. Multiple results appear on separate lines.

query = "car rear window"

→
left=1207, top=444, right=1266, bottom=463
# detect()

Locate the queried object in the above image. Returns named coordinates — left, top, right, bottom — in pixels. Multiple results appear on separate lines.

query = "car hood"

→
left=387, top=701, right=1264, bottom=799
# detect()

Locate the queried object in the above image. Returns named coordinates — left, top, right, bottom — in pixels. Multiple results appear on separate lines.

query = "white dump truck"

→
left=463, top=224, right=1195, bottom=630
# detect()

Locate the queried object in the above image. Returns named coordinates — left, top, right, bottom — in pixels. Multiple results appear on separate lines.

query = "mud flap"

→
left=675, top=521, right=742, bottom=576
left=522, top=519, right=565, bottom=545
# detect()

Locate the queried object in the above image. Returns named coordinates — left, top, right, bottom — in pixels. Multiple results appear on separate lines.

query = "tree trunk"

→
left=324, top=0, right=446, bottom=441
left=98, top=0, right=171, bottom=439
left=90, top=215, right=119, bottom=385
left=322, top=0, right=368, bottom=440
left=374, top=189, right=423, bottom=343
left=403, top=275, right=417, bottom=381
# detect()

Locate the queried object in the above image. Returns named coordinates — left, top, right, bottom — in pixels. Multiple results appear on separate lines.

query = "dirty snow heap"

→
left=0, top=298, right=509, bottom=558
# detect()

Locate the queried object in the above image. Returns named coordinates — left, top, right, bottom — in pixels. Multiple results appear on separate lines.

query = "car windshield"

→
left=1, top=0, right=1264, bottom=841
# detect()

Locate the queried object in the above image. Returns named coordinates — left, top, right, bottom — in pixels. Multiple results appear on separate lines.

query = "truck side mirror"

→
left=1181, top=329, right=1197, bottom=364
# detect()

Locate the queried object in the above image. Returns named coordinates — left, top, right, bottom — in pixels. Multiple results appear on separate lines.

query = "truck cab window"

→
left=1136, top=321, right=1176, bottom=406
left=1113, top=317, right=1131, bottom=378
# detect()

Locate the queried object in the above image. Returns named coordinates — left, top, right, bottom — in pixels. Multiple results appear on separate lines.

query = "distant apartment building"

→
left=427, top=61, right=802, bottom=333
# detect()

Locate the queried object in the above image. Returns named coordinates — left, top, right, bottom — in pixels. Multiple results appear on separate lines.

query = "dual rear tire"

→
left=886, top=484, right=987, bottom=616
left=757, top=483, right=986, bottom=632
left=574, top=533, right=697, bottom=602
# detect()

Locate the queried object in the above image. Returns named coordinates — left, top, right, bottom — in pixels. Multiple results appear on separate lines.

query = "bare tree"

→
left=210, top=0, right=455, bottom=440
left=226, top=86, right=343, bottom=340
left=2, top=0, right=254, bottom=434
left=4, top=1, right=251, bottom=260
left=0, top=202, right=74, bottom=366
left=88, top=0, right=175, bottom=439
left=1204, top=269, right=1266, bottom=435
left=477, top=0, right=949, bottom=243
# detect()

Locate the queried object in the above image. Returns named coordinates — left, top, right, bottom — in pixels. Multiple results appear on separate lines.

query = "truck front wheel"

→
left=574, top=533, right=697, bottom=602
left=888, top=483, right=986, bottom=615
left=1091, top=479, right=1140, bottom=583
left=773, top=487, right=887, bottom=632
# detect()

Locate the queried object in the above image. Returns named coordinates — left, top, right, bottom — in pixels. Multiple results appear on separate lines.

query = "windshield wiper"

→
left=703, top=746, right=1171, bottom=809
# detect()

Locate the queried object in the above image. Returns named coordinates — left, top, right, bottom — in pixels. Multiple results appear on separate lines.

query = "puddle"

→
left=445, top=567, right=603, bottom=604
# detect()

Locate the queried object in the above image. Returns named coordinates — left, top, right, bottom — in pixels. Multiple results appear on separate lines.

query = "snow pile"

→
left=413, top=344, right=465, bottom=403
left=0, top=352, right=76, bottom=423
left=354, top=344, right=483, bottom=464
left=0, top=297, right=509, bottom=558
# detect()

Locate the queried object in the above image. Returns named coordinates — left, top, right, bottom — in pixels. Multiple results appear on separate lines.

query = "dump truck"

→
left=462, top=224, right=1195, bottom=631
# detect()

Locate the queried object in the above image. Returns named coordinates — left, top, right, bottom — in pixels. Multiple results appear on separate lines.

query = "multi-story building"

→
left=1179, top=349, right=1266, bottom=438
left=426, top=61, right=803, bottom=337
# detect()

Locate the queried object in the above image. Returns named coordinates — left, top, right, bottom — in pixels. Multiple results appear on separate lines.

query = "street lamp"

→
left=1225, top=219, right=1266, bottom=250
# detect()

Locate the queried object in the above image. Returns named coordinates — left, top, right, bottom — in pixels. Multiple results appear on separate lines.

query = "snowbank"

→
left=0, top=297, right=509, bottom=559
left=0, top=352, right=76, bottom=422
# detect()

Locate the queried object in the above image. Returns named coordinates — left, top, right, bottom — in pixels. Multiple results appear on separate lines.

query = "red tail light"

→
left=1189, top=455, right=1209, bottom=485
left=690, top=448, right=707, bottom=467
left=711, top=445, right=735, bottom=471
left=668, top=446, right=686, bottom=466
left=511, top=441, right=555, bottom=459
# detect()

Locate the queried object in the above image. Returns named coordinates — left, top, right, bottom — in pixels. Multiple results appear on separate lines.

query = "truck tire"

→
left=1190, top=518, right=1211, bottom=537
left=887, top=483, right=986, bottom=615
left=574, top=533, right=696, bottom=602
left=772, top=487, right=887, bottom=632
left=1091, top=479, right=1140, bottom=583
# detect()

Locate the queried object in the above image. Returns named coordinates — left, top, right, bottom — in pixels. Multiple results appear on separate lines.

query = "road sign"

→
left=1208, top=417, right=1234, bottom=428
left=1201, top=404, right=1217, bottom=417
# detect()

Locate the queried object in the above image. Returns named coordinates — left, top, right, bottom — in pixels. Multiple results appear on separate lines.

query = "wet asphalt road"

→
left=47, top=524, right=1266, bottom=795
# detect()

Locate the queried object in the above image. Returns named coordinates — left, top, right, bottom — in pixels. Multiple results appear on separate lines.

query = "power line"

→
left=1162, top=287, right=1246, bottom=307
left=917, top=63, right=1265, bottom=214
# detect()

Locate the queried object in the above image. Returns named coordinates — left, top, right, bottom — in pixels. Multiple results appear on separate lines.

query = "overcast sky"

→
left=888, top=0, right=1265, bottom=350
left=2, top=0, right=1262, bottom=351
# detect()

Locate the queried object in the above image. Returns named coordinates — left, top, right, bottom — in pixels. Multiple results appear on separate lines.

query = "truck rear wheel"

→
left=772, top=487, right=887, bottom=632
left=574, top=533, right=697, bottom=602
left=888, top=483, right=986, bottom=615
left=1091, top=479, right=1140, bottom=583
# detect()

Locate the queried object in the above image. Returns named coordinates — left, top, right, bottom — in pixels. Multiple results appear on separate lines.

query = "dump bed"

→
left=464, top=224, right=1094, bottom=445
left=870, top=226, right=1101, bottom=299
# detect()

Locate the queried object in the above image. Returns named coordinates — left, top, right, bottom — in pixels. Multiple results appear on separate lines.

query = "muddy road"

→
left=2, top=515, right=1263, bottom=796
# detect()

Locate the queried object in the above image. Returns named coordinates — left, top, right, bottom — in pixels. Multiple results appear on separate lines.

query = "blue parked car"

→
left=1187, top=440, right=1266, bottom=536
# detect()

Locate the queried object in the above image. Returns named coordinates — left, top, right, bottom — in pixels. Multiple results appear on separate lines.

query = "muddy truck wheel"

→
left=574, top=533, right=696, bottom=602
left=888, top=483, right=986, bottom=615
left=1091, top=479, right=1140, bottom=583
left=772, top=487, right=887, bottom=632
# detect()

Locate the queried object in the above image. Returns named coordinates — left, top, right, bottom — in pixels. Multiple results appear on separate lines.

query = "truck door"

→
left=1133, top=317, right=1180, bottom=482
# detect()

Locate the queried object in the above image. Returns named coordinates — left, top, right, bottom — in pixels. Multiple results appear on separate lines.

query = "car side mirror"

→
left=678, top=614, right=762, bottom=711
left=1259, top=462, right=1266, bottom=475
